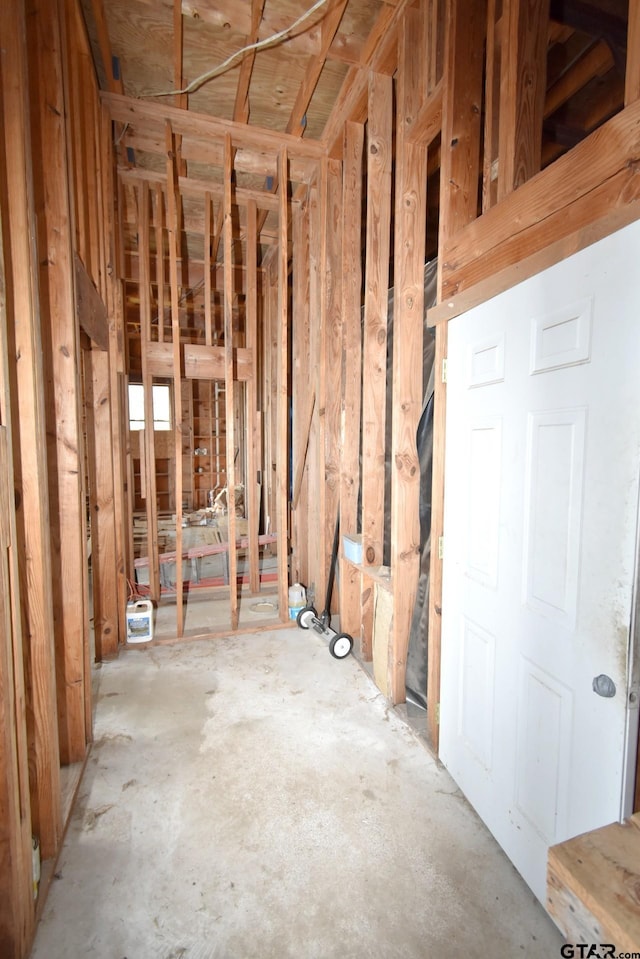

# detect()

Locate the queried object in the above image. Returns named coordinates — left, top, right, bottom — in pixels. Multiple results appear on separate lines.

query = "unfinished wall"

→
left=0, top=0, right=123, bottom=953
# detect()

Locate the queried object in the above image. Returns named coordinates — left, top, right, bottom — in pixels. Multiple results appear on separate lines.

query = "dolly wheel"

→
left=330, top=632, right=353, bottom=659
left=297, top=606, right=317, bottom=630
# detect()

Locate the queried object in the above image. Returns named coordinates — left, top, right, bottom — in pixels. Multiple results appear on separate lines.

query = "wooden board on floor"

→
left=547, top=814, right=640, bottom=952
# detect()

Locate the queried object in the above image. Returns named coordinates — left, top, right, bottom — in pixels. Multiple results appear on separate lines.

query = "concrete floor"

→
left=31, top=628, right=564, bottom=959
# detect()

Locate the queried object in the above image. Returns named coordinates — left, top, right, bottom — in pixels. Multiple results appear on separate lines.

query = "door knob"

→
left=592, top=674, right=616, bottom=698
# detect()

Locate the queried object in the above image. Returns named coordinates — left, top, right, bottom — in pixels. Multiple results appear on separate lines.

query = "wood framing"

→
left=428, top=0, right=487, bottom=748
left=389, top=5, right=428, bottom=705
left=497, top=0, right=550, bottom=200
left=0, top=198, right=34, bottom=959
left=339, top=121, right=364, bottom=639
left=27, top=0, right=89, bottom=765
left=0, top=0, right=62, bottom=860
left=276, top=147, right=289, bottom=621
left=138, top=181, right=161, bottom=601
left=245, top=199, right=260, bottom=593
left=166, top=121, right=185, bottom=633
left=223, top=134, right=238, bottom=630
left=360, top=71, right=392, bottom=658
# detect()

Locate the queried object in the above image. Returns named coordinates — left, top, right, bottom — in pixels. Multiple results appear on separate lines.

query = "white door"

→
left=440, top=219, right=640, bottom=903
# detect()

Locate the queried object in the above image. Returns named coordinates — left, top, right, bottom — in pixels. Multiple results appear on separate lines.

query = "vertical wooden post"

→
left=276, top=148, right=289, bottom=621
left=482, top=0, right=501, bottom=212
left=204, top=191, right=213, bottom=347
left=0, top=0, right=62, bottom=860
left=389, top=6, right=428, bottom=704
left=223, top=134, right=238, bottom=628
left=138, top=181, right=160, bottom=601
left=0, top=203, right=34, bottom=959
left=324, top=159, right=342, bottom=613
left=154, top=184, right=165, bottom=343
left=361, top=71, right=393, bottom=658
left=86, top=345, right=119, bottom=661
left=27, top=0, right=88, bottom=763
left=306, top=173, right=323, bottom=604
left=291, top=190, right=312, bottom=587
left=429, top=0, right=487, bottom=748
left=246, top=199, right=260, bottom=593
left=165, top=122, right=184, bottom=632
left=626, top=0, right=640, bottom=106
left=340, top=121, right=364, bottom=638
left=100, top=103, right=128, bottom=644
left=497, top=0, right=549, bottom=200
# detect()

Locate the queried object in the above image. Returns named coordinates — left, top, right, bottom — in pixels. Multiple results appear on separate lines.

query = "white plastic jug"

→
left=288, top=583, right=305, bottom=607
left=126, top=600, right=154, bottom=644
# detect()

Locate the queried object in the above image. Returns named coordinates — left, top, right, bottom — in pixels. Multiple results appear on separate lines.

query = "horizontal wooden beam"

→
left=74, top=253, right=108, bottom=350
left=144, top=341, right=253, bottom=380
left=122, top=255, right=254, bottom=290
left=118, top=167, right=284, bottom=210
left=102, top=92, right=325, bottom=161
left=121, top=130, right=316, bottom=182
left=184, top=343, right=252, bottom=381
left=438, top=98, right=640, bottom=305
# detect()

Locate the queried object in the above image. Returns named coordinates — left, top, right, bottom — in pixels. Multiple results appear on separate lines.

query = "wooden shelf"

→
left=343, top=556, right=392, bottom=591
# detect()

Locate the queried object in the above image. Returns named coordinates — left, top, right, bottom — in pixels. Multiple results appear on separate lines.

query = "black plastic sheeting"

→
left=382, top=261, right=437, bottom=710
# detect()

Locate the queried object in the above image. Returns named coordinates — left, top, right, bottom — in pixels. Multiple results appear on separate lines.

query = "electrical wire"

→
left=146, top=0, right=329, bottom=98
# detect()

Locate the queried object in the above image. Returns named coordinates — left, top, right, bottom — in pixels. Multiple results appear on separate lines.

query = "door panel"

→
left=440, top=219, right=640, bottom=903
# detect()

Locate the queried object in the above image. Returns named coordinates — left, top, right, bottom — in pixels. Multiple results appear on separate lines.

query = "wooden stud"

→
left=246, top=199, right=260, bottom=594
left=138, top=182, right=161, bottom=601
left=290, top=187, right=312, bottom=587
left=100, top=101, right=129, bottom=648
left=233, top=0, right=266, bottom=124
left=0, top=192, right=34, bottom=959
left=0, top=0, right=62, bottom=860
left=204, top=191, right=212, bottom=347
left=497, top=0, right=550, bottom=200
left=223, top=134, right=238, bottom=629
left=27, top=0, right=89, bottom=763
left=324, top=159, right=343, bottom=614
left=429, top=0, right=487, bottom=748
left=313, top=161, right=329, bottom=609
left=86, top=344, right=119, bottom=661
left=339, top=121, right=364, bottom=639
left=276, top=148, right=289, bottom=621
left=154, top=184, right=165, bottom=343
left=389, top=5, right=428, bottom=705
left=306, top=175, right=322, bottom=604
left=626, top=0, right=640, bottom=106
left=482, top=0, right=501, bottom=212
left=361, top=72, right=393, bottom=659
left=165, top=121, right=184, bottom=633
